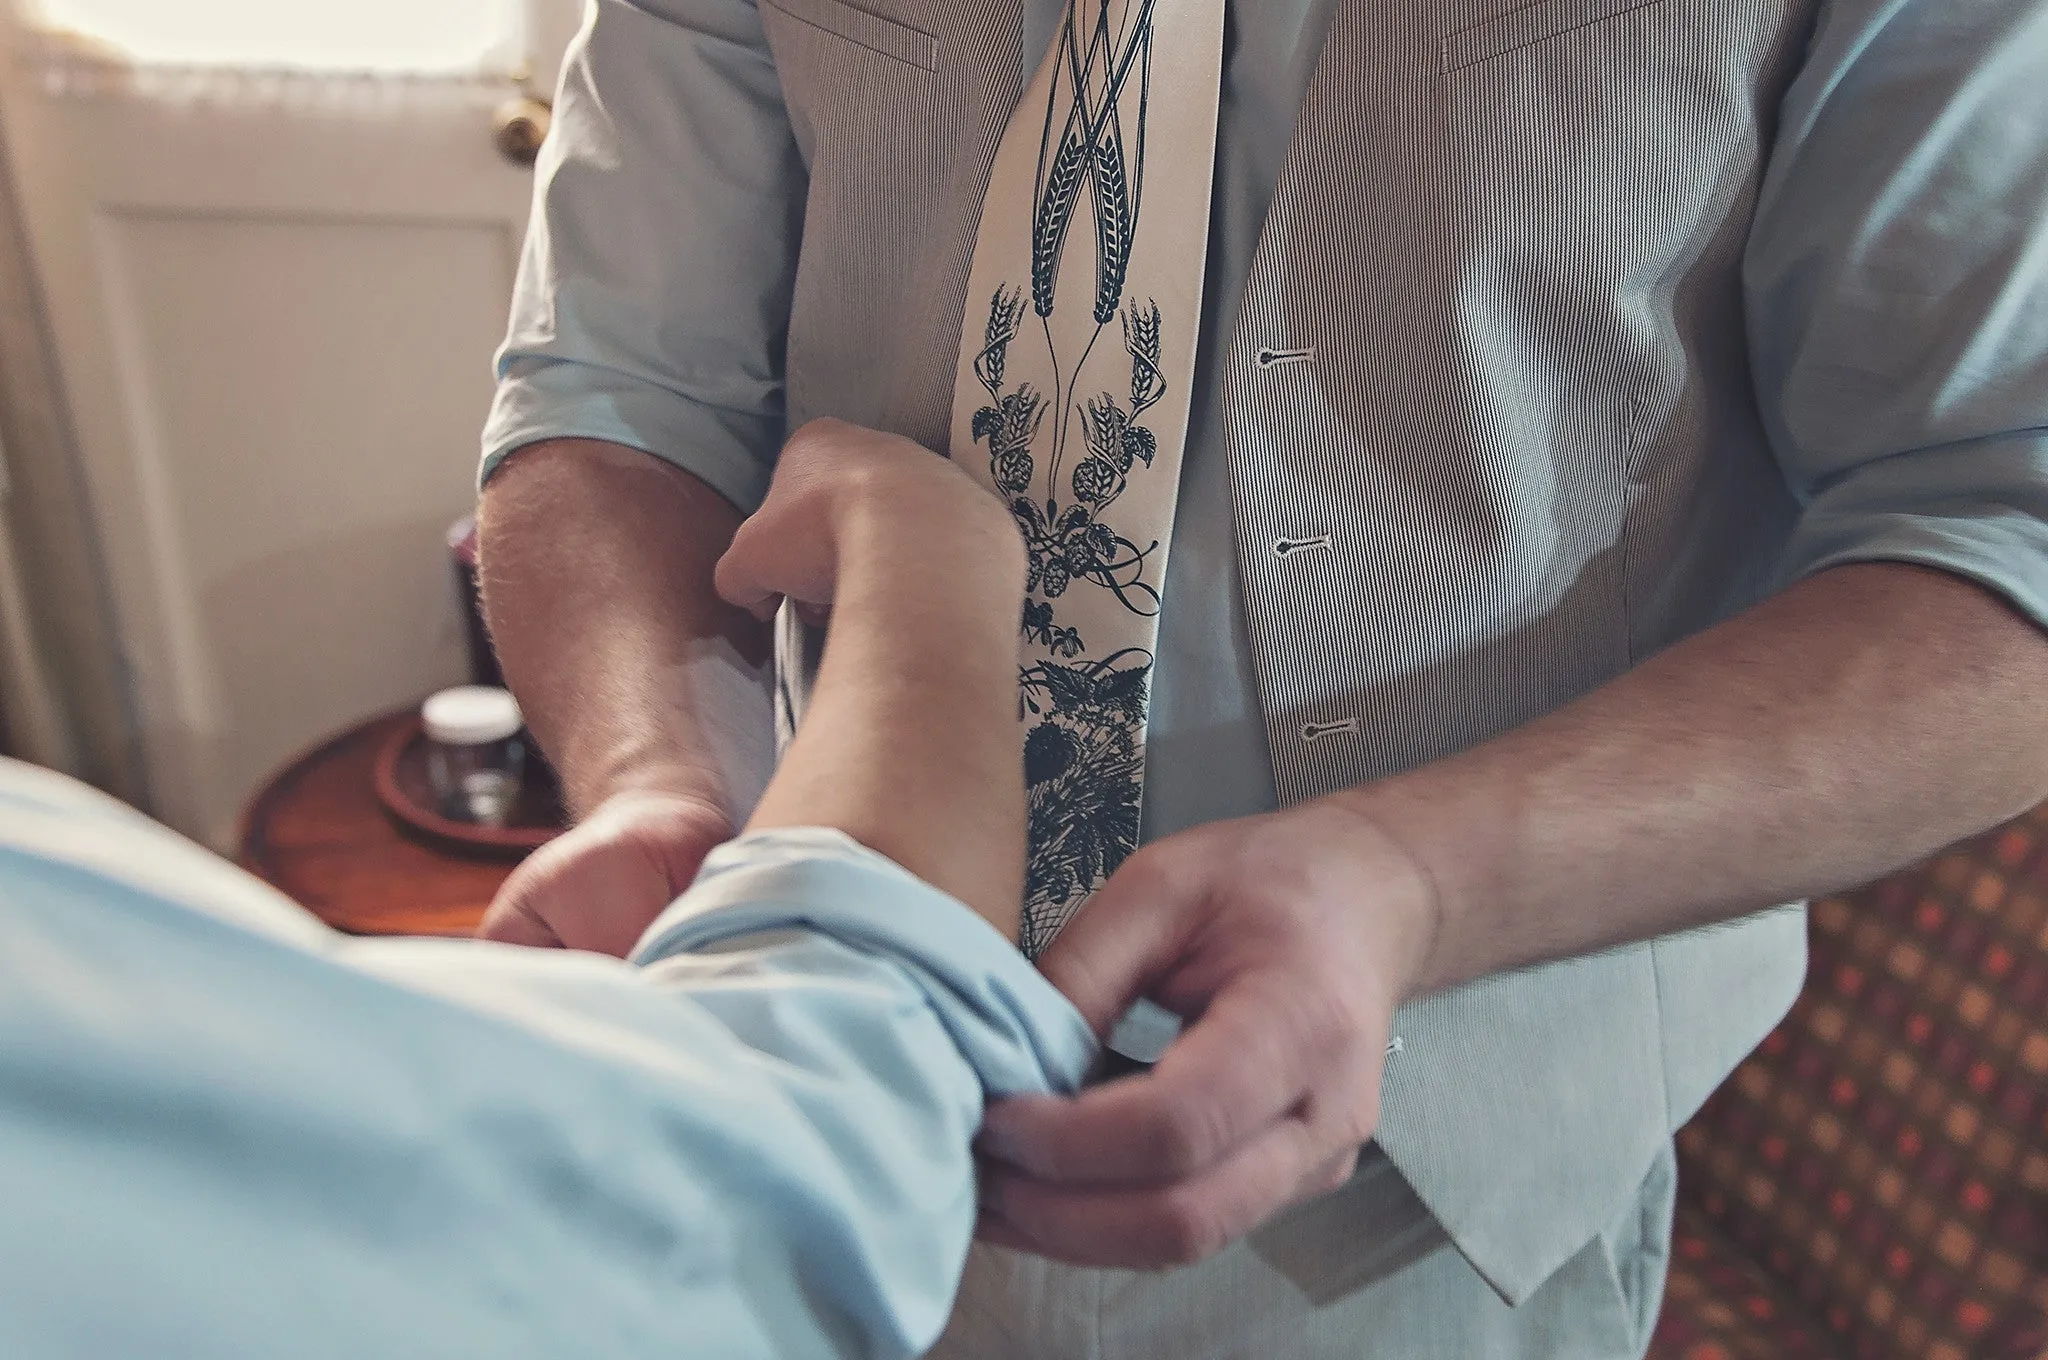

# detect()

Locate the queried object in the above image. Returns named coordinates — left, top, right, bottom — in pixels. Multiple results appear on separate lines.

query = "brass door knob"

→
left=492, top=96, right=553, bottom=167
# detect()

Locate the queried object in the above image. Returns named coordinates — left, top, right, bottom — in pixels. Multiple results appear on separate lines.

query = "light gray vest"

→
left=760, top=0, right=1817, bottom=1301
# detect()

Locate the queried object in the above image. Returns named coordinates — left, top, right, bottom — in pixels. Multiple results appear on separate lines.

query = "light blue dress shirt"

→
left=0, top=758, right=1096, bottom=1359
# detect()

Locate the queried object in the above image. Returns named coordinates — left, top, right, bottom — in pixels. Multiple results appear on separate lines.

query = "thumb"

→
left=712, top=529, right=779, bottom=620
left=476, top=893, right=566, bottom=948
left=475, top=793, right=728, bottom=958
left=1033, top=843, right=1205, bottom=1037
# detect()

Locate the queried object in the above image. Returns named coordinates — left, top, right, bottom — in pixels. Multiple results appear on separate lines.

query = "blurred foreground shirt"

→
left=0, top=758, right=1095, bottom=1359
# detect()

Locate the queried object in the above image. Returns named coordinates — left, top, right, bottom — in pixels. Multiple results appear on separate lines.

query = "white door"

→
left=0, top=0, right=583, bottom=846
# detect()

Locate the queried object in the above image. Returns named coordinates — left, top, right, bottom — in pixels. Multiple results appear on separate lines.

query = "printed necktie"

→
left=951, top=0, right=1224, bottom=955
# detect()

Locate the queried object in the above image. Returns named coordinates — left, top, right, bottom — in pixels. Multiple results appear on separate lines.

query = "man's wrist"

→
left=555, top=749, right=735, bottom=829
left=1321, top=783, right=1458, bottom=1003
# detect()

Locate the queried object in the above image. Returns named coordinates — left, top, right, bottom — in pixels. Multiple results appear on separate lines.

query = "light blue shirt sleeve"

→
left=1747, top=0, right=2048, bottom=625
left=0, top=760, right=1096, bottom=1360
left=480, top=0, right=805, bottom=509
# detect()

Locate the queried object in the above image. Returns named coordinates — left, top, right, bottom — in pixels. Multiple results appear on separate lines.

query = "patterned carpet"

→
left=1648, top=810, right=2048, bottom=1360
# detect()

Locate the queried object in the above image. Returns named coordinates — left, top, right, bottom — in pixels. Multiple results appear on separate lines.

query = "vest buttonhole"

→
left=1273, top=533, right=1333, bottom=559
left=1256, top=345, right=1316, bottom=369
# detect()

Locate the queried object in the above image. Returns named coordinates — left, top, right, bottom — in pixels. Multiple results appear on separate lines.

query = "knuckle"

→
left=1341, top=1089, right=1383, bottom=1146
left=1107, top=843, right=1177, bottom=904
left=1030, top=944, right=1096, bottom=1006
left=1289, top=983, right=1358, bottom=1051
left=712, top=548, right=760, bottom=595
left=1150, top=1102, right=1229, bottom=1178
left=1151, top=1189, right=1228, bottom=1266
left=784, top=416, right=847, bottom=453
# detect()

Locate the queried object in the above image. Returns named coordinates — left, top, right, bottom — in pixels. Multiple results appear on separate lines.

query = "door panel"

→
left=101, top=210, right=513, bottom=820
left=0, top=1, right=583, bottom=845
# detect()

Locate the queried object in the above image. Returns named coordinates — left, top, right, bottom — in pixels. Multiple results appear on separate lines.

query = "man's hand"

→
left=475, top=423, right=1017, bottom=956
left=975, top=800, right=1438, bottom=1269
left=981, top=563, right=2048, bottom=1270
left=715, top=418, right=1018, bottom=625
left=476, top=791, right=734, bottom=955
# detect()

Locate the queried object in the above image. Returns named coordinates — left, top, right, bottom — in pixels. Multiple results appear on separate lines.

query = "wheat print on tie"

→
left=951, top=0, right=1223, bottom=957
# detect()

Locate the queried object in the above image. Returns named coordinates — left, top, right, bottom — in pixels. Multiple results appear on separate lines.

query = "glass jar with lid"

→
left=421, top=686, right=525, bottom=826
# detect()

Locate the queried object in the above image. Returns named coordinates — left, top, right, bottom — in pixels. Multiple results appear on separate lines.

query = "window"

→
left=23, top=0, right=527, bottom=75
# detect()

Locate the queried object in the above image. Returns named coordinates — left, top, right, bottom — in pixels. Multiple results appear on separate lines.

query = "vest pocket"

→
left=1442, top=0, right=1669, bottom=73
left=759, top=0, right=938, bottom=72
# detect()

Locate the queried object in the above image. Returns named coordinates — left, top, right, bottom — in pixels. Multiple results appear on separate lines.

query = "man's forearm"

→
left=1349, top=562, right=2048, bottom=999
left=478, top=439, right=775, bottom=822
left=746, top=495, right=1029, bottom=935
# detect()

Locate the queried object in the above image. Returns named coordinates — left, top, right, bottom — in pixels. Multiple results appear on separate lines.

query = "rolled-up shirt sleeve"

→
left=1745, top=0, right=2048, bottom=625
left=480, top=0, right=805, bottom=511
left=619, top=829, right=1103, bottom=1356
left=0, top=763, right=1095, bottom=1360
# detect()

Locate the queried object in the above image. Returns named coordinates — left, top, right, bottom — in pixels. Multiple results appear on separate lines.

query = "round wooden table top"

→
left=240, top=710, right=544, bottom=937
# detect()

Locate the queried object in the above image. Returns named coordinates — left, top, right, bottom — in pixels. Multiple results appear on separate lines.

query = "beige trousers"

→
left=927, top=1143, right=1675, bottom=1360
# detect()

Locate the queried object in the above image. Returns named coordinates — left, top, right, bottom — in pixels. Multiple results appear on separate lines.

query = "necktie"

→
left=951, top=0, right=1224, bottom=956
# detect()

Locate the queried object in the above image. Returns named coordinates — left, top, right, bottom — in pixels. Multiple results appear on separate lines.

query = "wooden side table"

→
left=240, top=710, right=546, bottom=937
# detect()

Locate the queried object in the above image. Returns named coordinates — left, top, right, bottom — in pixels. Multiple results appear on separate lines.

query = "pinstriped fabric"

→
left=761, top=0, right=937, bottom=69
left=1216, top=0, right=1817, bottom=1299
left=1443, top=0, right=1671, bottom=72
left=758, top=0, right=1030, bottom=760
left=1220, top=0, right=1813, bottom=829
left=758, top=0, right=1028, bottom=750
left=757, top=0, right=1823, bottom=1302
left=759, top=0, right=1027, bottom=455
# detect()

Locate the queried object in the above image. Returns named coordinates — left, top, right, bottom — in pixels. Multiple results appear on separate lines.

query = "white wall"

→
left=0, top=2, right=580, bottom=845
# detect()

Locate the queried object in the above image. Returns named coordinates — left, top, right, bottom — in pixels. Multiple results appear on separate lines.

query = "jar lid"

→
left=421, top=686, right=523, bottom=746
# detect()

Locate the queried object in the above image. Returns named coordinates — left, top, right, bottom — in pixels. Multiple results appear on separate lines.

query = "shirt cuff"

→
left=1777, top=429, right=2048, bottom=631
left=630, top=828, right=1100, bottom=1100
left=480, top=358, right=779, bottom=513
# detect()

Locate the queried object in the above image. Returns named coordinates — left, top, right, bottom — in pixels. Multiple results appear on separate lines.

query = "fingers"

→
left=980, top=973, right=1329, bottom=1184
left=981, top=807, right=1415, bottom=1269
left=475, top=793, right=730, bottom=958
left=979, top=1051, right=1382, bottom=1269
left=1032, top=844, right=1206, bottom=1036
left=475, top=894, right=564, bottom=948
left=555, top=883, right=682, bottom=956
left=711, top=528, right=782, bottom=619
left=1296, top=1145, right=1364, bottom=1203
left=723, top=419, right=980, bottom=621
left=980, top=1110, right=1343, bottom=1270
left=712, top=501, right=834, bottom=623
left=483, top=856, right=656, bottom=957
